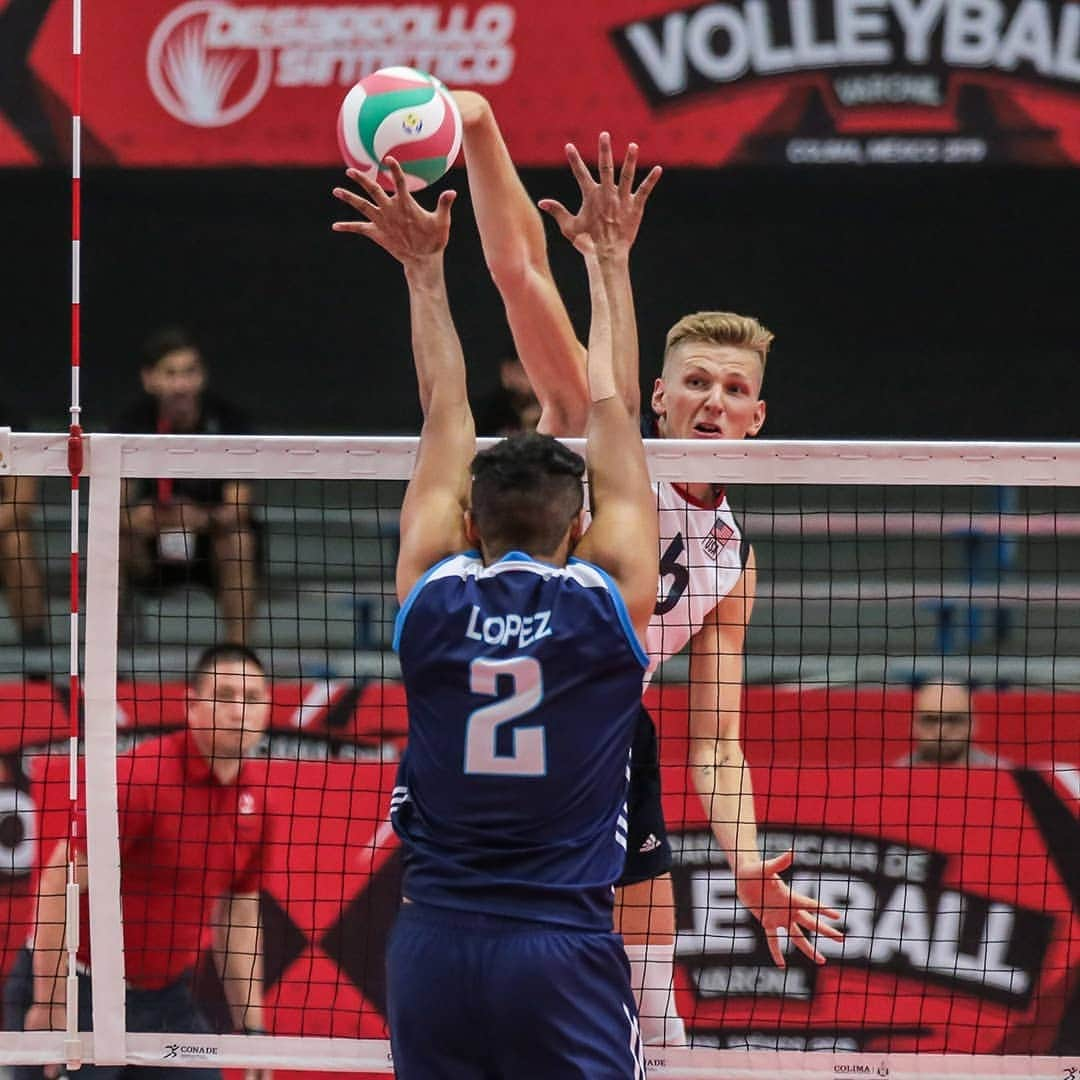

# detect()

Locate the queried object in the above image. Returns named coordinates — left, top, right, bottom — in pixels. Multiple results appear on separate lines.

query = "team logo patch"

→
left=238, top=791, right=256, bottom=815
left=702, top=521, right=734, bottom=560
left=639, top=833, right=661, bottom=854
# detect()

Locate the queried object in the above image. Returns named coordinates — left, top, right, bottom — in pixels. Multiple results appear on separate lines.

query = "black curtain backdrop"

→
left=3, top=166, right=1078, bottom=439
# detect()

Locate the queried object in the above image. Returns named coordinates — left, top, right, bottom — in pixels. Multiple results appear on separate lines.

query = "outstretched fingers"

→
left=788, top=923, right=827, bottom=965
left=789, top=890, right=843, bottom=922
left=346, top=166, right=390, bottom=206
left=794, top=907, right=846, bottom=943
left=765, top=926, right=787, bottom=969
left=331, top=219, right=377, bottom=236
left=564, top=142, right=596, bottom=193
left=618, top=142, right=638, bottom=198
left=537, top=198, right=575, bottom=234
left=762, top=849, right=795, bottom=875
left=433, top=188, right=457, bottom=227
left=383, top=156, right=412, bottom=195
left=333, top=185, right=379, bottom=220
left=634, top=164, right=663, bottom=204
left=597, top=130, right=615, bottom=184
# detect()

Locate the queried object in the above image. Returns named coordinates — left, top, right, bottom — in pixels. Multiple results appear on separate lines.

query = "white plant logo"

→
left=147, top=1, right=273, bottom=128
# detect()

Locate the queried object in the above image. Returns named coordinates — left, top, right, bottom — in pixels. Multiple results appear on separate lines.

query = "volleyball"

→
left=337, top=67, right=463, bottom=192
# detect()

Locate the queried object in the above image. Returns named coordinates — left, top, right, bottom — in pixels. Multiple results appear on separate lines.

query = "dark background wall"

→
left=3, top=166, right=1078, bottom=438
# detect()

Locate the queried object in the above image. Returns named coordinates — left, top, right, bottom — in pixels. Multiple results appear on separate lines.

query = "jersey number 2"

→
left=464, top=656, right=546, bottom=776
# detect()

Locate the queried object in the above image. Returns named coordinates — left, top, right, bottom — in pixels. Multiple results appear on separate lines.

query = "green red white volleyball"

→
left=337, top=67, right=463, bottom=192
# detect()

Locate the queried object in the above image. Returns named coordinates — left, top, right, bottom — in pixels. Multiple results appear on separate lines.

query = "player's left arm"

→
left=688, top=549, right=843, bottom=967
left=333, top=160, right=473, bottom=602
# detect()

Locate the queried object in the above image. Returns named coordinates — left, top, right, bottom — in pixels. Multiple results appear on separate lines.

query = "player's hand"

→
left=735, top=850, right=845, bottom=968
left=24, top=1002, right=66, bottom=1079
left=538, top=132, right=661, bottom=260
left=244, top=1068, right=271, bottom=1080
left=332, top=160, right=456, bottom=267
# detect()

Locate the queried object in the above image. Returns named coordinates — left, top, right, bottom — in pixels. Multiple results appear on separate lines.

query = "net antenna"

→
left=64, top=0, right=84, bottom=1067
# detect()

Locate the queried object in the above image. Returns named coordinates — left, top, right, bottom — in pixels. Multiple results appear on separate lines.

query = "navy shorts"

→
left=387, top=904, right=645, bottom=1079
left=617, top=706, right=673, bottom=887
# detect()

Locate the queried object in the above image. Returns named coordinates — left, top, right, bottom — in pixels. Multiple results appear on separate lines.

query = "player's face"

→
left=188, top=660, right=270, bottom=761
left=912, top=685, right=974, bottom=763
left=651, top=343, right=765, bottom=441
left=141, top=349, right=206, bottom=414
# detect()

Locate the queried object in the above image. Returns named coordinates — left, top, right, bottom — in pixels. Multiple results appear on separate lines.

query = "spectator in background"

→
left=5, top=644, right=272, bottom=1079
left=114, top=328, right=259, bottom=645
left=474, top=355, right=541, bottom=435
left=0, top=398, right=48, bottom=652
left=901, top=680, right=1009, bottom=767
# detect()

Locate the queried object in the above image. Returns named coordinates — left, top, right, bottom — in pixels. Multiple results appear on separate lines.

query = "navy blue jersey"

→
left=391, top=550, right=649, bottom=931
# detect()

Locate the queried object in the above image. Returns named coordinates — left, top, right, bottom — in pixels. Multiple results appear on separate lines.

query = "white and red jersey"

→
left=644, top=481, right=748, bottom=681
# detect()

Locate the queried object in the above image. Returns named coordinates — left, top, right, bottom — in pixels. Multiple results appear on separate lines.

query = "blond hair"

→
left=663, top=311, right=774, bottom=378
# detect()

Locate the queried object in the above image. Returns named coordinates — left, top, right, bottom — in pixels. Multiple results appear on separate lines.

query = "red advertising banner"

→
left=1, top=681, right=1078, bottom=1056
left=4, top=0, right=1080, bottom=167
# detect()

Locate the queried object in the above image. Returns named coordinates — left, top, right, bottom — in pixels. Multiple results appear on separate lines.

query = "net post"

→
left=82, top=434, right=126, bottom=1064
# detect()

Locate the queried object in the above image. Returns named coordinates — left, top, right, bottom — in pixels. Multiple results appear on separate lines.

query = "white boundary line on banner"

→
left=6, top=432, right=1080, bottom=486
left=82, top=435, right=127, bottom=1063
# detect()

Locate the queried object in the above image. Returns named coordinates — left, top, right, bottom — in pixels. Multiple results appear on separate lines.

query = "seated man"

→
left=7, top=644, right=272, bottom=1078
left=901, top=680, right=1009, bottom=767
left=0, top=398, right=48, bottom=652
left=114, top=329, right=258, bottom=645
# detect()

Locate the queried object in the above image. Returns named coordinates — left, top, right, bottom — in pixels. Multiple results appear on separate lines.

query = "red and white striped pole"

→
left=64, top=0, right=84, bottom=1066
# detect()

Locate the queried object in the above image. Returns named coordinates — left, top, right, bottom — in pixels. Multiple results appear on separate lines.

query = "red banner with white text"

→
left=4, top=0, right=1080, bottom=167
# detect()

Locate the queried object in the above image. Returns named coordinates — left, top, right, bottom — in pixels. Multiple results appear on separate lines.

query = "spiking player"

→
left=333, top=144, right=661, bottom=1077
left=455, top=92, right=844, bottom=1044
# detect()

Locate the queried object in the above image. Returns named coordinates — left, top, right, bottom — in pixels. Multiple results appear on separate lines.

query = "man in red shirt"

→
left=5, top=644, right=272, bottom=1078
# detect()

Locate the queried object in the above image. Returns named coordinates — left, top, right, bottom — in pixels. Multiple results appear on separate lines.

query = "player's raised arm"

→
left=539, top=134, right=660, bottom=430
left=545, top=134, right=662, bottom=637
left=453, top=91, right=590, bottom=437
left=333, top=162, right=474, bottom=601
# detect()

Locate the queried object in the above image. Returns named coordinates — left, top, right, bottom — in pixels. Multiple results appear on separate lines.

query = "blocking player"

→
left=455, top=92, right=843, bottom=1044
left=332, top=148, right=659, bottom=1077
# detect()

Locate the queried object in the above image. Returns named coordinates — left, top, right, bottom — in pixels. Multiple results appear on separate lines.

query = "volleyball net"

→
left=1, top=431, right=1078, bottom=1079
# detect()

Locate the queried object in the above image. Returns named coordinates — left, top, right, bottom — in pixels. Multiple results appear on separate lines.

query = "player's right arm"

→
left=453, top=91, right=589, bottom=437
left=550, top=134, right=663, bottom=636
left=573, top=259, right=658, bottom=637
left=333, top=160, right=474, bottom=603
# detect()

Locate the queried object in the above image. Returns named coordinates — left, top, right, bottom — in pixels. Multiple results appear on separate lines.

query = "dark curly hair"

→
left=470, top=433, right=586, bottom=558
